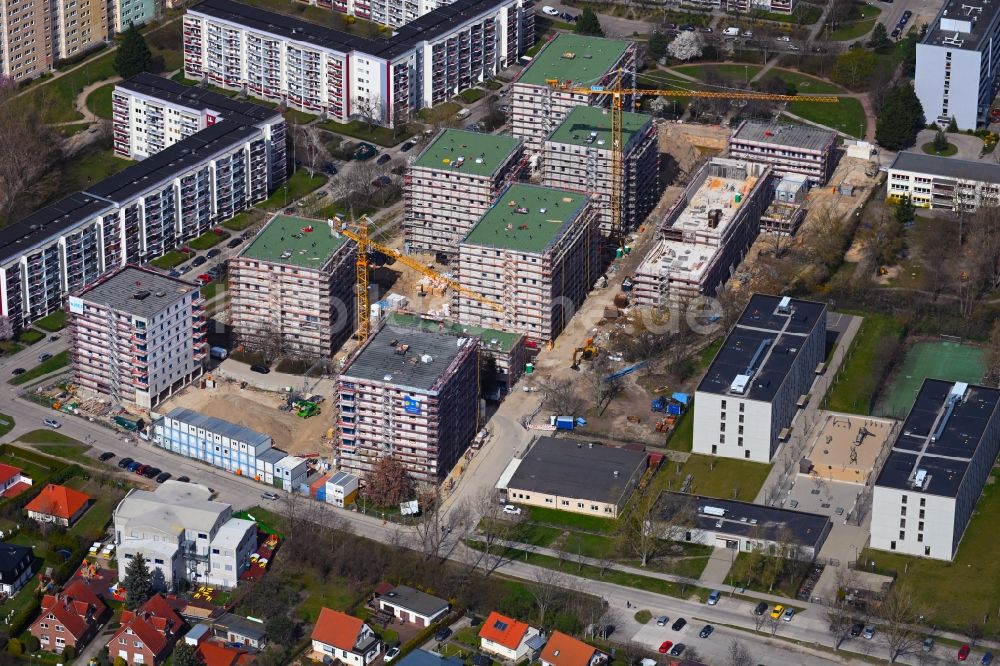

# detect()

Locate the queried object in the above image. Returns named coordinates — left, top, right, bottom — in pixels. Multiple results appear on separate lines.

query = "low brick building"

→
left=108, top=594, right=185, bottom=665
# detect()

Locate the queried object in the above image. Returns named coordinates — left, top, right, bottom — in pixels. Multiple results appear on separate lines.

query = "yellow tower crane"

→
left=335, top=218, right=503, bottom=340
left=545, top=71, right=840, bottom=244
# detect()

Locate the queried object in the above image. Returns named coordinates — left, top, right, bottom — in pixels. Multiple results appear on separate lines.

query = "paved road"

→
left=534, top=1, right=650, bottom=38
left=878, top=0, right=946, bottom=36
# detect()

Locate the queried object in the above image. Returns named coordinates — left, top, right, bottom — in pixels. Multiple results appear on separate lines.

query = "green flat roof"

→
left=413, top=129, right=522, bottom=177
left=240, top=214, right=348, bottom=270
left=518, top=33, right=631, bottom=87
left=463, top=184, right=588, bottom=254
left=548, top=105, right=653, bottom=151
left=387, top=312, right=521, bottom=353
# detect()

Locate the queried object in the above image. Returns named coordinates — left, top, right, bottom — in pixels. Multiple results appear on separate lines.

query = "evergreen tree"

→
left=875, top=84, right=924, bottom=150
left=114, top=22, right=153, bottom=79
left=947, top=116, right=959, bottom=132
left=867, top=22, right=891, bottom=51
left=933, top=129, right=949, bottom=152
left=895, top=195, right=915, bottom=224
left=172, top=643, right=206, bottom=666
left=648, top=31, right=668, bottom=59
left=574, top=9, right=604, bottom=37
left=123, top=552, right=153, bottom=610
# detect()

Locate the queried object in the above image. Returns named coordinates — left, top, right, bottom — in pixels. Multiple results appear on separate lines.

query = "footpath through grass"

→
left=9, top=350, right=70, bottom=386
left=824, top=314, right=905, bottom=414
left=86, top=82, right=117, bottom=120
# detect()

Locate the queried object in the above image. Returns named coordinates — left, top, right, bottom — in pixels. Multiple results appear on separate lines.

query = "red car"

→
left=196, top=274, right=212, bottom=285
left=134, top=464, right=148, bottom=476
left=180, top=246, right=193, bottom=254
left=658, top=641, right=673, bottom=654
left=959, top=645, right=971, bottom=661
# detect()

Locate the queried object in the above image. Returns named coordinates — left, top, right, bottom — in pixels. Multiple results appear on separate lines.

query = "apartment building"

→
left=336, top=321, right=480, bottom=484
left=52, top=0, right=107, bottom=61
left=114, top=481, right=258, bottom=590
left=298, top=0, right=455, bottom=28
left=0, top=116, right=287, bottom=334
left=113, top=0, right=157, bottom=34
left=683, top=0, right=796, bottom=13
left=230, top=214, right=356, bottom=358
left=541, top=105, right=658, bottom=236
left=112, top=72, right=287, bottom=171
left=456, top=184, right=599, bottom=344
left=69, top=266, right=207, bottom=409
left=915, top=0, right=1000, bottom=129
left=887, top=151, right=1000, bottom=211
left=404, top=129, right=526, bottom=258
left=872, top=380, right=1000, bottom=560
left=694, top=294, right=826, bottom=462
left=183, top=0, right=534, bottom=128
left=728, top=120, right=837, bottom=185
left=0, top=0, right=54, bottom=80
left=632, top=159, right=774, bottom=308
left=510, top=33, right=637, bottom=153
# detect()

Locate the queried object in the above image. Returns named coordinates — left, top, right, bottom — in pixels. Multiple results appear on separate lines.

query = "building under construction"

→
left=404, top=129, right=526, bottom=259
left=229, top=214, right=356, bottom=358
left=336, top=321, right=480, bottom=484
left=632, top=158, right=774, bottom=308
left=510, top=33, right=637, bottom=153
left=541, top=105, right=659, bottom=236
left=456, top=183, right=599, bottom=344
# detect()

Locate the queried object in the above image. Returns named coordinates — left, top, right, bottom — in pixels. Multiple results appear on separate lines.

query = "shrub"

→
left=634, top=609, right=652, bottom=624
left=6, top=638, right=21, bottom=656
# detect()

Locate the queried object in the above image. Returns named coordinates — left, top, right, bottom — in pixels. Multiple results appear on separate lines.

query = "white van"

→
left=456, top=108, right=471, bottom=119
left=723, top=26, right=739, bottom=36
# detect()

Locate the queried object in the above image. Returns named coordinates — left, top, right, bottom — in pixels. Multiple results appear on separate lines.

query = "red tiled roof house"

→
left=310, top=608, right=381, bottom=666
left=540, top=632, right=607, bottom=666
left=478, top=611, right=540, bottom=662
left=25, top=484, right=92, bottom=527
left=30, top=578, right=109, bottom=654
left=107, top=594, right=185, bottom=665
left=0, top=463, right=31, bottom=498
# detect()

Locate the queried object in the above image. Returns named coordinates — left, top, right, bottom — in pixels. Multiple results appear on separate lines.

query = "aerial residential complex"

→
left=728, top=120, right=837, bottom=185
left=510, top=33, right=637, bottom=153
left=182, top=0, right=534, bottom=127
left=871, top=379, right=1000, bottom=560
left=456, top=183, right=600, bottom=343
left=914, top=0, right=1000, bottom=129
left=229, top=215, right=357, bottom=358
left=632, top=158, right=774, bottom=308
left=302, top=0, right=459, bottom=28
left=684, top=0, right=796, bottom=13
left=112, top=72, right=287, bottom=168
left=336, top=322, right=480, bottom=483
left=541, top=105, right=659, bottom=236
left=886, top=152, right=1000, bottom=211
left=694, top=294, right=827, bottom=462
left=404, top=129, right=526, bottom=258
left=68, top=266, right=207, bottom=409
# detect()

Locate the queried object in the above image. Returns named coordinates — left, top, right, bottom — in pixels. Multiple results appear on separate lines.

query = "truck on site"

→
left=114, top=415, right=145, bottom=432
left=210, top=346, right=228, bottom=360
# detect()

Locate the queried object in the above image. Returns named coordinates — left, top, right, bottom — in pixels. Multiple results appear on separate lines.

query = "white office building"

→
left=915, top=0, right=1000, bottom=129
left=887, top=151, right=1000, bottom=211
left=871, top=380, right=1000, bottom=560
left=694, top=294, right=826, bottom=462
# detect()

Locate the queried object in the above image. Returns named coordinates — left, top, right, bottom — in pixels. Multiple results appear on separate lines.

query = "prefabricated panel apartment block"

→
left=336, top=322, right=480, bottom=483
left=69, top=266, right=207, bottom=409
left=510, top=33, right=637, bottom=153
left=404, top=129, right=526, bottom=258
left=456, top=184, right=599, bottom=344
left=230, top=215, right=356, bottom=358
left=632, top=158, right=773, bottom=308
left=542, top=105, right=658, bottom=236
left=728, top=120, right=837, bottom=185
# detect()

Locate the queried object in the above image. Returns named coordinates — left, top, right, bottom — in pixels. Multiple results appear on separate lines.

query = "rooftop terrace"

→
left=412, top=129, right=522, bottom=178
left=240, top=215, right=350, bottom=270
left=462, top=184, right=588, bottom=254
left=517, top=33, right=631, bottom=87
left=547, top=105, right=652, bottom=152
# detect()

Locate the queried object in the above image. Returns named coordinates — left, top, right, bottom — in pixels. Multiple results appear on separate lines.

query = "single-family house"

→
left=25, top=484, right=92, bottom=527
left=0, top=463, right=31, bottom=497
left=108, top=594, right=185, bottom=665
left=478, top=611, right=541, bottom=662
left=310, top=607, right=381, bottom=666
left=30, top=579, right=109, bottom=654
left=0, top=543, right=34, bottom=596
left=540, top=631, right=607, bottom=666
left=376, top=585, right=449, bottom=627
left=208, top=612, right=267, bottom=648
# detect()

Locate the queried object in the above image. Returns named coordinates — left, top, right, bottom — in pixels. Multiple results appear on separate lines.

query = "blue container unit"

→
left=555, top=416, right=575, bottom=430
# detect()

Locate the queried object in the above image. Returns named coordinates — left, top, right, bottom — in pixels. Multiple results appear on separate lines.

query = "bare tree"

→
left=0, top=83, right=63, bottom=224
left=827, top=567, right=858, bottom=650
left=529, top=566, right=565, bottom=627
left=412, top=487, right=447, bottom=563
left=0, top=316, right=13, bottom=342
left=354, top=95, right=384, bottom=133
left=766, top=615, right=783, bottom=636
left=537, top=377, right=585, bottom=416
left=463, top=488, right=522, bottom=577
left=584, top=356, right=622, bottom=414
left=618, top=490, right=697, bottom=568
left=750, top=607, right=767, bottom=632
left=879, top=586, right=922, bottom=663
left=727, top=639, right=755, bottom=666
left=242, top=320, right=284, bottom=365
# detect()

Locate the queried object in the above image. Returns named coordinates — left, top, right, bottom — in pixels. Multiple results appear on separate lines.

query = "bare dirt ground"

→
left=657, top=122, right=728, bottom=175
left=160, top=381, right=333, bottom=456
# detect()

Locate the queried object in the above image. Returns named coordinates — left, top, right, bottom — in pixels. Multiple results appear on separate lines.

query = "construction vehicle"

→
left=570, top=337, right=600, bottom=370
left=546, top=73, right=838, bottom=244
left=293, top=400, right=320, bottom=418
left=655, top=416, right=677, bottom=433
left=333, top=217, right=503, bottom=340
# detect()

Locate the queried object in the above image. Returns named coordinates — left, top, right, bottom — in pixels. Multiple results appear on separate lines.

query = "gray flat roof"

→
left=0, top=193, right=113, bottom=266
left=507, top=436, right=648, bottom=505
left=922, top=0, right=1000, bottom=52
left=698, top=294, right=826, bottom=402
left=397, top=650, right=463, bottom=666
left=78, top=266, right=198, bottom=319
left=875, top=379, right=1000, bottom=497
left=731, top=120, right=836, bottom=152
left=382, top=585, right=449, bottom=617
left=257, top=448, right=286, bottom=465
left=117, top=73, right=280, bottom=124
left=341, top=322, right=473, bottom=393
left=161, top=407, right=272, bottom=450
left=889, top=151, right=1000, bottom=183
left=213, top=612, right=267, bottom=641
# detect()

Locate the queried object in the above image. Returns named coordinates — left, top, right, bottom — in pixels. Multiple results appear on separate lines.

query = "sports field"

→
left=875, top=340, right=985, bottom=418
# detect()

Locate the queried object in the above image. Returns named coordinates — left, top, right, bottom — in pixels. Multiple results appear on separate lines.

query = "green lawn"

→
left=823, top=313, right=905, bottom=414
left=526, top=506, right=616, bottom=534
left=86, top=82, right=117, bottom=120
left=828, top=18, right=876, bottom=40
left=16, top=329, right=44, bottom=345
left=188, top=230, right=230, bottom=250
left=416, top=101, right=462, bottom=124
left=512, top=523, right=563, bottom=548
left=0, top=342, right=23, bottom=356
left=222, top=212, right=257, bottom=231
left=65, top=476, right=124, bottom=539
left=62, top=149, right=133, bottom=195
left=56, top=123, right=93, bottom=138
left=294, top=570, right=357, bottom=622
left=562, top=531, right=616, bottom=559
left=284, top=109, right=318, bottom=125
left=457, top=88, right=486, bottom=103
left=313, top=198, right=376, bottom=221
left=259, top=170, right=328, bottom=210
left=318, top=119, right=415, bottom=147
left=654, top=454, right=771, bottom=502
left=150, top=250, right=187, bottom=269
left=0, top=414, right=14, bottom=438
left=666, top=409, right=693, bottom=452
left=18, top=430, right=82, bottom=445
left=33, top=310, right=67, bottom=332
left=200, top=280, right=227, bottom=301
left=922, top=141, right=958, bottom=157
left=763, top=68, right=845, bottom=94
left=785, top=96, right=867, bottom=138
left=673, top=63, right=763, bottom=84
left=9, top=350, right=70, bottom=386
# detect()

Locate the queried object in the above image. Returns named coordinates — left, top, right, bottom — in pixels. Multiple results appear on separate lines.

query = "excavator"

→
left=570, top=337, right=600, bottom=370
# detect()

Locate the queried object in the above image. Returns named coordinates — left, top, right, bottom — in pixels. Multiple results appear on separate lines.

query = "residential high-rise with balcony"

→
left=0, top=0, right=54, bottom=80
left=69, top=266, right=207, bottom=409
left=299, top=0, right=456, bottom=28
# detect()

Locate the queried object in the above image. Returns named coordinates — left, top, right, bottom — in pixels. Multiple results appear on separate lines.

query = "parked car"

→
left=11, top=368, right=24, bottom=376
left=707, top=590, right=721, bottom=605
left=134, top=464, right=148, bottom=476
left=99, top=452, right=116, bottom=462
left=376, top=153, right=392, bottom=165
left=669, top=645, right=685, bottom=657
left=770, top=605, right=784, bottom=620
left=922, top=637, right=934, bottom=652
left=561, top=11, right=576, bottom=21
left=850, top=622, right=864, bottom=637
left=43, top=418, right=61, bottom=429
left=155, top=472, right=172, bottom=483
left=250, top=364, right=270, bottom=374
left=143, top=467, right=161, bottom=479
left=354, top=143, right=377, bottom=160
left=782, top=608, right=795, bottom=622
left=192, top=256, right=207, bottom=267
left=681, top=24, right=695, bottom=31
left=127, top=461, right=142, bottom=473
left=983, top=652, right=994, bottom=665
left=863, top=624, right=876, bottom=640
left=656, top=616, right=668, bottom=627
left=754, top=602, right=768, bottom=616
left=176, top=476, right=191, bottom=483
left=261, top=492, right=280, bottom=500
left=323, top=162, right=339, bottom=175
left=49, top=335, right=60, bottom=341
left=384, top=647, right=401, bottom=663
left=891, top=27, right=901, bottom=38
left=207, top=248, right=221, bottom=259
left=657, top=641, right=673, bottom=654
left=118, top=457, right=134, bottom=469
left=37, top=352, right=52, bottom=363
left=196, top=274, right=213, bottom=285
left=400, top=141, right=416, bottom=152
left=502, top=504, right=521, bottom=515
left=227, top=238, right=242, bottom=249
left=671, top=618, right=686, bottom=632
left=699, top=26, right=712, bottom=32
left=959, top=645, right=971, bottom=661
left=698, top=625, right=713, bottom=639
left=541, top=5, right=559, bottom=15
left=433, top=627, right=452, bottom=642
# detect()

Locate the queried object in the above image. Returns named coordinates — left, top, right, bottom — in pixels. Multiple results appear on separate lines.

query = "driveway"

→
left=915, top=128, right=985, bottom=161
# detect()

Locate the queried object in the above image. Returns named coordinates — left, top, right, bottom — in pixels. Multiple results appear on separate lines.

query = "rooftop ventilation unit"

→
left=931, top=382, right=968, bottom=441
left=731, top=338, right=772, bottom=393
left=133, top=291, right=151, bottom=300
left=702, top=505, right=726, bottom=517
left=777, top=295, right=792, bottom=314
left=913, top=468, right=928, bottom=489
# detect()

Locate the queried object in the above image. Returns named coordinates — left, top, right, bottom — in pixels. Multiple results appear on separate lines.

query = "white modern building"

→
left=914, top=0, right=1000, bottom=129
left=182, top=0, right=534, bottom=128
left=871, top=380, right=1000, bottom=560
left=887, top=151, right=1000, bottom=211
left=728, top=120, right=837, bottom=185
left=694, top=294, right=826, bottom=462
left=69, top=267, right=207, bottom=409
left=113, top=481, right=258, bottom=590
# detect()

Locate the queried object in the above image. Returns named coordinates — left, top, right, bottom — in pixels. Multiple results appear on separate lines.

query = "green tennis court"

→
left=876, top=341, right=985, bottom=418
